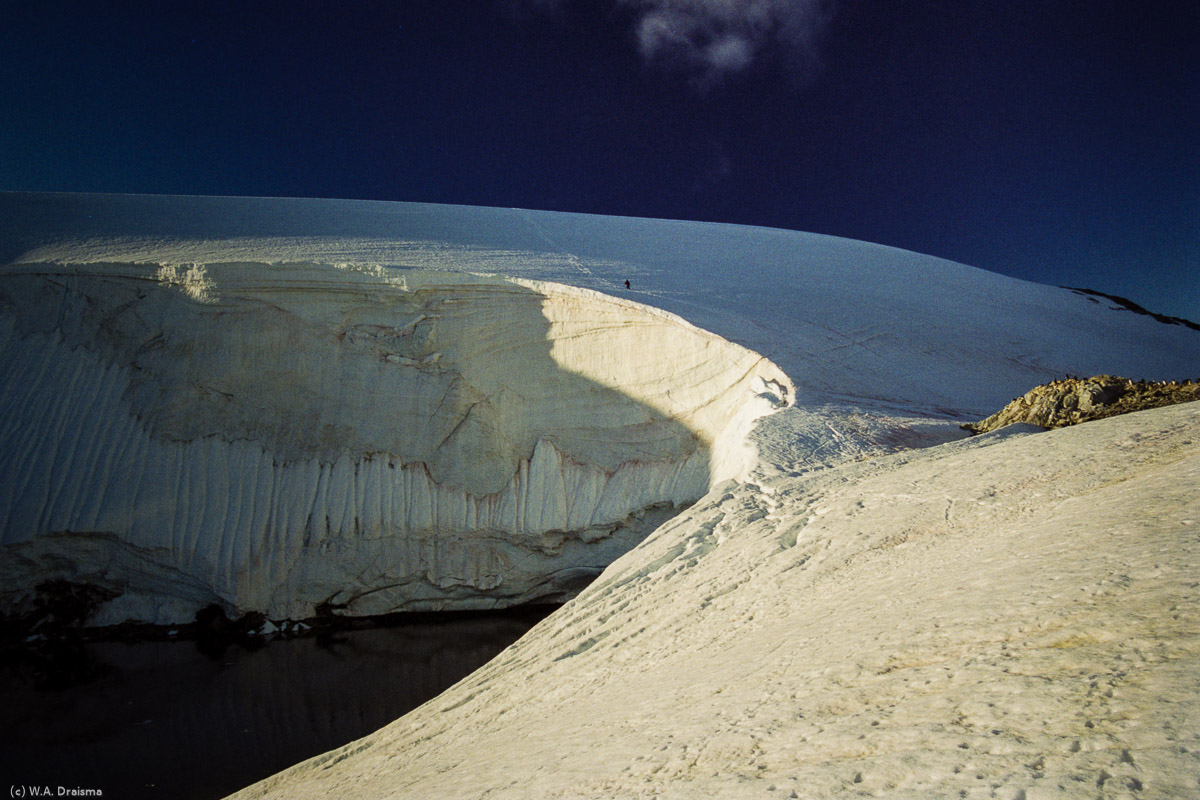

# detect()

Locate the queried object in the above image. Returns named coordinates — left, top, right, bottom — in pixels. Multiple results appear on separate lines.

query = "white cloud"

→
left=627, top=0, right=832, bottom=81
left=515, top=0, right=833, bottom=83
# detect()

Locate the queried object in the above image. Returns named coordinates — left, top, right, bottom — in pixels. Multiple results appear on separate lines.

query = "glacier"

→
left=2, top=193, right=1198, bottom=798
left=1, top=191, right=1197, bottom=631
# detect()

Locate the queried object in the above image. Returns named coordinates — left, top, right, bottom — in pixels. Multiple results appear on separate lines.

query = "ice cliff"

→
left=3, top=191, right=1198, bottom=629
left=0, top=261, right=790, bottom=623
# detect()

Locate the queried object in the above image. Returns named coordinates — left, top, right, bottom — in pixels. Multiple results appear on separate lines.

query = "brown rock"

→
left=963, top=375, right=1200, bottom=434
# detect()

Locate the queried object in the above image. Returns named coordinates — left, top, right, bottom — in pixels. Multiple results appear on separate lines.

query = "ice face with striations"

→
left=4, top=191, right=1197, bottom=629
left=0, top=260, right=790, bottom=623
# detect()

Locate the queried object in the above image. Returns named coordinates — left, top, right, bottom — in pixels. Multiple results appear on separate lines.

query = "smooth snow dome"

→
left=4, top=192, right=1197, bottom=415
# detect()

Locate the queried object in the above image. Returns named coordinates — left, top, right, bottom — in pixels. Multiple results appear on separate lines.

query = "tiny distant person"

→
left=624, top=279, right=630, bottom=289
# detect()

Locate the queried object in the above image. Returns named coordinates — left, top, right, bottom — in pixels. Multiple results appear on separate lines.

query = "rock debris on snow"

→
left=964, top=375, right=1200, bottom=434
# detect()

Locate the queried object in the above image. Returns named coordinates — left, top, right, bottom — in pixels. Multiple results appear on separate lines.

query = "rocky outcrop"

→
left=963, top=374, right=1200, bottom=434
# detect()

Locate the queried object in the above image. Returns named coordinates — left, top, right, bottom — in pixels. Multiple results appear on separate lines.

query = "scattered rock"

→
left=1065, top=286, right=1200, bottom=332
left=193, top=605, right=270, bottom=657
left=0, top=580, right=120, bottom=641
left=963, top=375, right=1200, bottom=434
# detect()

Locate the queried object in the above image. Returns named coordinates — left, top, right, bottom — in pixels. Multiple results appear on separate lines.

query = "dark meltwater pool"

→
left=0, top=607, right=554, bottom=799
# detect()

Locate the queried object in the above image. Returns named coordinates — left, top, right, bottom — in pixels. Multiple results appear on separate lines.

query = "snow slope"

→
left=234, top=400, right=1200, bottom=800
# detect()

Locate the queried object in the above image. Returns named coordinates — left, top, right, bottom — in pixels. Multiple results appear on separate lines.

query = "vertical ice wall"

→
left=0, top=263, right=791, bottom=623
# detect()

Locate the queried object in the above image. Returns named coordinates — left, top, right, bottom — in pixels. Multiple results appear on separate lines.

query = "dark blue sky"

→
left=3, top=1, right=1197, bottom=319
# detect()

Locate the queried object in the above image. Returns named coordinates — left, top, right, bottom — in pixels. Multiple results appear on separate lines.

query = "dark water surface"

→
left=0, top=607, right=553, bottom=799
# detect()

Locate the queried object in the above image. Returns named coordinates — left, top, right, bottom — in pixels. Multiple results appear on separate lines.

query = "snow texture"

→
left=233, top=401, right=1200, bottom=800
